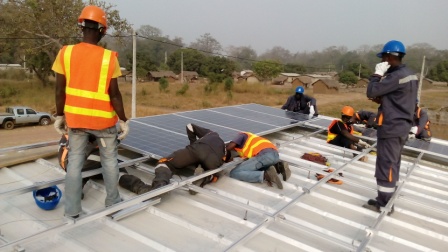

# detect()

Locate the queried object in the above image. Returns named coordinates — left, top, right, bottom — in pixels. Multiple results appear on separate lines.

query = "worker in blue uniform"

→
left=409, top=100, right=431, bottom=141
left=281, top=86, right=318, bottom=118
left=364, top=40, right=418, bottom=214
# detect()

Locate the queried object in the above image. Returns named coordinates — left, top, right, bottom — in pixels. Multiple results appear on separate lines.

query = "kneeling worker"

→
left=327, top=106, right=371, bottom=155
left=119, top=123, right=229, bottom=195
left=410, top=100, right=431, bottom=141
left=226, top=132, right=290, bottom=189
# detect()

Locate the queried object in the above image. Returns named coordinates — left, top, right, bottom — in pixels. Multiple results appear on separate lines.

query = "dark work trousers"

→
left=374, top=135, right=407, bottom=207
left=329, top=134, right=353, bottom=149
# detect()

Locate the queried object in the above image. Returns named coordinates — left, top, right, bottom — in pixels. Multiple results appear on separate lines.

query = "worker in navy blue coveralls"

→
left=410, top=101, right=432, bottom=141
left=281, top=86, right=318, bottom=117
left=352, top=110, right=378, bottom=129
left=364, top=40, right=418, bottom=214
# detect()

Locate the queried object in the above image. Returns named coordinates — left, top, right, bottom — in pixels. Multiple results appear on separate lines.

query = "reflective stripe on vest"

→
left=327, top=119, right=353, bottom=142
left=61, top=44, right=117, bottom=129
left=234, top=132, right=277, bottom=158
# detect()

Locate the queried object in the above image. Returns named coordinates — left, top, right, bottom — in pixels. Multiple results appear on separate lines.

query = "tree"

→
left=0, top=0, right=131, bottom=86
left=137, top=25, right=162, bottom=38
left=284, top=63, right=307, bottom=74
left=259, top=46, right=293, bottom=63
left=428, top=61, right=448, bottom=82
left=338, top=71, right=358, bottom=85
left=167, top=49, right=205, bottom=73
left=226, top=45, right=257, bottom=70
left=253, top=60, right=283, bottom=82
left=200, top=56, right=236, bottom=83
left=189, top=33, right=222, bottom=54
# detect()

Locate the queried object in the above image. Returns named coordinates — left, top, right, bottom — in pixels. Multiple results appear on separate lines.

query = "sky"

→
left=103, top=0, right=448, bottom=54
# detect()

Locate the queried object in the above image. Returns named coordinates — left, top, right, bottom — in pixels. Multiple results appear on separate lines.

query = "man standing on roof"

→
left=119, top=123, right=229, bottom=195
left=364, top=40, right=418, bottom=214
left=52, top=5, right=129, bottom=218
left=226, top=132, right=290, bottom=189
left=281, top=86, right=318, bottom=118
left=409, top=100, right=431, bottom=142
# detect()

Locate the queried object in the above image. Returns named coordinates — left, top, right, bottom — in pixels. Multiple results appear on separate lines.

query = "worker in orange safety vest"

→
left=52, top=5, right=129, bottom=218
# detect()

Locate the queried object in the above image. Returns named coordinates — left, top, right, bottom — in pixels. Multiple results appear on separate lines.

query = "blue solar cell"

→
left=210, top=106, right=297, bottom=127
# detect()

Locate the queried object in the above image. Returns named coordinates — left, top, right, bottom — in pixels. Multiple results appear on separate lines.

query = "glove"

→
left=410, top=126, right=418, bottom=135
left=117, top=120, right=130, bottom=141
left=309, top=105, right=315, bottom=119
left=54, top=115, right=67, bottom=134
left=358, top=139, right=371, bottom=148
left=408, top=133, right=416, bottom=140
left=374, top=62, right=390, bottom=76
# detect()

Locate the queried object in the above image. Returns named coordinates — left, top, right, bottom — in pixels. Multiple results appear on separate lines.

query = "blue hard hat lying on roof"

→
left=33, top=185, right=62, bottom=210
left=377, top=40, right=406, bottom=58
left=295, top=86, right=304, bottom=94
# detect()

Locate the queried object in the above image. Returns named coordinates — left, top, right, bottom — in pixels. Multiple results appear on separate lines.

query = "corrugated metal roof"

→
left=1, top=110, right=448, bottom=252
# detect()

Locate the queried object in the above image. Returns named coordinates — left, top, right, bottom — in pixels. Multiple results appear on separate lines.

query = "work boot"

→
left=274, top=161, right=291, bottom=181
left=189, top=167, right=219, bottom=195
left=264, top=166, right=283, bottom=189
left=119, top=175, right=152, bottom=195
left=363, top=199, right=394, bottom=216
left=151, top=164, right=172, bottom=191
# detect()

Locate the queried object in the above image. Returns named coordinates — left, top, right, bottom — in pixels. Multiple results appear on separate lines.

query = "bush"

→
left=338, top=71, right=358, bottom=85
left=0, top=69, right=29, bottom=81
left=159, top=78, right=169, bottom=92
left=0, top=86, right=21, bottom=98
left=224, top=77, right=233, bottom=91
left=176, top=84, right=189, bottom=96
left=204, top=82, right=218, bottom=95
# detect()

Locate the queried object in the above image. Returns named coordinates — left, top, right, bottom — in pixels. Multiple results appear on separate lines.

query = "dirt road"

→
left=0, top=125, right=60, bottom=148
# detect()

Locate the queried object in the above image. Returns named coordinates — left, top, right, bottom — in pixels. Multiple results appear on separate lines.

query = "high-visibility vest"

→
left=60, top=43, right=118, bottom=129
left=234, top=132, right=277, bottom=158
left=327, top=119, right=353, bottom=142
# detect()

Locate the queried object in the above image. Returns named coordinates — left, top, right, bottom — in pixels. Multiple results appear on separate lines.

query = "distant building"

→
left=291, top=78, right=306, bottom=88
left=272, top=76, right=288, bottom=85
left=236, top=70, right=260, bottom=84
left=356, top=78, right=369, bottom=88
left=312, top=79, right=340, bottom=94
left=0, top=64, right=22, bottom=70
left=180, top=71, right=199, bottom=83
left=147, top=71, right=177, bottom=82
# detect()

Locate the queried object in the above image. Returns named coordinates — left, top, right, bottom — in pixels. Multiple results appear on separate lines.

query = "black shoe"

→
left=264, top=166, right=283, bottom=189
left=275, top=161, right=291, bottom=181
left=367, top=199, right=377, bottom=206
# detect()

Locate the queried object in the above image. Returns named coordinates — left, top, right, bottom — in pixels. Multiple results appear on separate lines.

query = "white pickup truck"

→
left=0, top=106, right=52, bottom=130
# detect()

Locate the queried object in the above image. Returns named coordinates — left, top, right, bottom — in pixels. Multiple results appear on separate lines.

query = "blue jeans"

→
left=65, top=126, right=121, bottom=216
left=229, top=150, right=279, bottom=183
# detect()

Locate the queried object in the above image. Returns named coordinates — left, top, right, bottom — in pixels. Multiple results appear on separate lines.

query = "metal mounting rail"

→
left=356, top=152, right=424, bottom=252
left=0, top=160, right=241, bottom=250
left=0, top=156, right=150, bottom=200
left=0, top=140, right=59, bottom=154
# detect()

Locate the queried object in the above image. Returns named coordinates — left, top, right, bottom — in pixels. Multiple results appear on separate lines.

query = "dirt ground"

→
left=0, top=124, right=60, bottom=148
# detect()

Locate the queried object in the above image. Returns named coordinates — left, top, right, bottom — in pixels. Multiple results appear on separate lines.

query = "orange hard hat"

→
left=78, top=5, right=107, bottom=33
left=341, top=106, right=354, bottom=117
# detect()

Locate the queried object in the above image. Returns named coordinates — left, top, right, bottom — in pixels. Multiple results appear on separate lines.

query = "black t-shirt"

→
left=329, top=120, right=351, bottom=135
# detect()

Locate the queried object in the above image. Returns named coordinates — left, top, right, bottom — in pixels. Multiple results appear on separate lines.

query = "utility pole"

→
left=164, top=51, right=167, bottom=65
left=131, top=29, right=137, bottom=118
left=417, top=55, right=425, bottom=106
left=180, top=51, right=184, bottom=84
left=358, top=63, right=361, bottom=79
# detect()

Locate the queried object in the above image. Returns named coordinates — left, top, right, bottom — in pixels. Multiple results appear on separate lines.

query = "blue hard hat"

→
left=377, top=40, right=406, bottom=58
left=33, top=186, right=62, bottom=211
left=295, top=86, right=304, bottom=94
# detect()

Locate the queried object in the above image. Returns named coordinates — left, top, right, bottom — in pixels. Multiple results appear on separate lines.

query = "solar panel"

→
left=121, top=120, right=189, bottom=157
left=210, top=106, right=299, bottom=127
left=178, top=110, right=275, bottom=134
left=120, top=103, right=448, bottom=159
